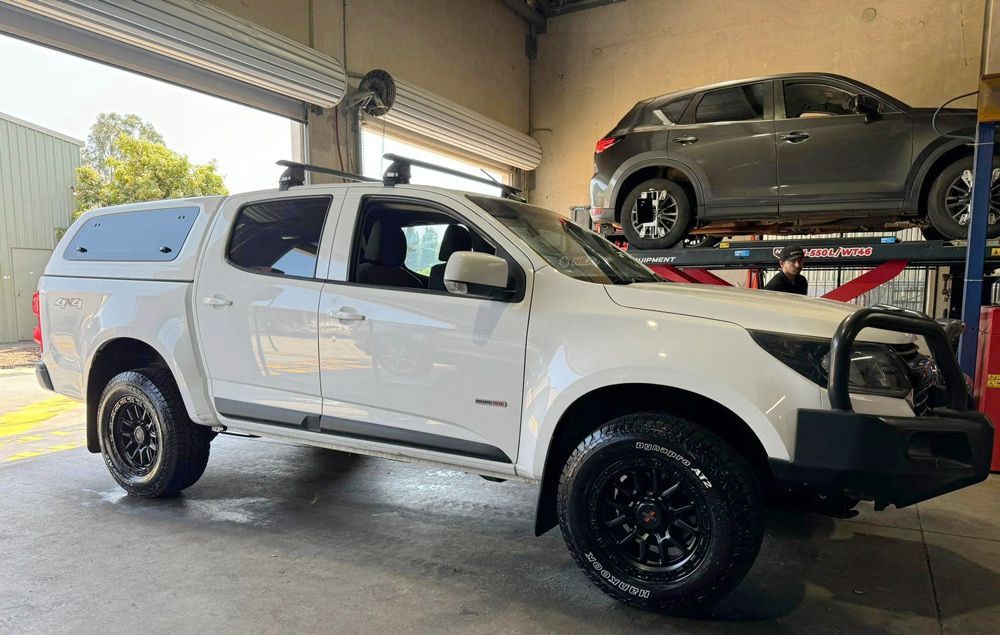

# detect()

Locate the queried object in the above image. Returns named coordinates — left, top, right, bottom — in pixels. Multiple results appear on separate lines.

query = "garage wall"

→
left=208, top=0, right=529, bottom=172
left=0, top=114, right=80, bottom=343
left=530, top=0, right=986, bottom=214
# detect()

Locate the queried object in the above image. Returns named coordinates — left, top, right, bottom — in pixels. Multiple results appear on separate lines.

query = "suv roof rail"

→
left=381, top=153, right=525, bottom=201
left=276, top=160, right=379, bottom=191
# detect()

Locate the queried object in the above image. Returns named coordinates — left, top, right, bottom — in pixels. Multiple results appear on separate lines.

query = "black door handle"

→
left=673, top=136, right=698, bottom=145
left=779, top=132, right=810, bottom=143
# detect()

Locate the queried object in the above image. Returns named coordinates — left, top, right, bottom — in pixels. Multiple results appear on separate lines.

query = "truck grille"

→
left=891, top=342, right=939, bottom=416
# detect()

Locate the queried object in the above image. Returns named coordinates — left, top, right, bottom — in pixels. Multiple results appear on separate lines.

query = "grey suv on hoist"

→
left=590, top=73, right=996, bottom=250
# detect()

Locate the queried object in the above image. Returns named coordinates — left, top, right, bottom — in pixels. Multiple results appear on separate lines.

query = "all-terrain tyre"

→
left=97, top=368, right=211, bottom=498
left=557, top=413, right=764, bottom=614
left=619, top=179, right=693, bottom=250
left=926, top=156, right=1000, bottom=240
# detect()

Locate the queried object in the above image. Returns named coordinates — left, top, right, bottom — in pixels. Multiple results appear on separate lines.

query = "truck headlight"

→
left=750, top=331, right=911, bottom=398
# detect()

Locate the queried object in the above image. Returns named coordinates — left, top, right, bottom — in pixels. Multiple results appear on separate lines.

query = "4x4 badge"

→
left=54, top=297, right=83, bottom=309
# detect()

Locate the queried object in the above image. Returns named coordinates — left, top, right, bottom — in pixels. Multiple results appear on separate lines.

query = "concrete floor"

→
left=1, top=369, right=998, bottom=633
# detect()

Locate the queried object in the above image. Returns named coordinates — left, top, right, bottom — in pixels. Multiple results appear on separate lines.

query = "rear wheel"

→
left=620, top=179, right=692, bottom=250
left=97, top=368, right=211, bottom=497
left=926, top=157, right=1000, bottom=240
left=557, top=414, right=764, bottom=614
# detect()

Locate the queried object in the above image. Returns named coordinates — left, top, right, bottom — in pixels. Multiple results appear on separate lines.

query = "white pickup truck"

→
left=33, top=162, right=993, bottom=613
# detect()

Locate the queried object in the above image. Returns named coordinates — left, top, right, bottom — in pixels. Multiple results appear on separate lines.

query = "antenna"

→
left=381, top=154, right=525, bottom=200
left=276, top=160, right=379, bottom=191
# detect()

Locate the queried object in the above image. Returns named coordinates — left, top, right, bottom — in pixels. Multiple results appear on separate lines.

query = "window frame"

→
left=341, top=194, right=526, bottom=302
left=223, top=195, right=334, bottom=282
left=690, top=80, right=774, bottom=125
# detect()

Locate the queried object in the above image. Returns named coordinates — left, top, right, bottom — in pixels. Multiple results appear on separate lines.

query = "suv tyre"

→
left=620, top=179, right=692, bottom=250
left=97, top=368, right=211, bottom=498
left=926, top=156, right=1000, bottom=240
left=557, top=413, right=764, bottom=614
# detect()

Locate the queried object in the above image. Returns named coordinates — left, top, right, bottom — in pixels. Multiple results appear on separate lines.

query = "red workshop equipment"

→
left=974, top=307, right=1000, bottom=471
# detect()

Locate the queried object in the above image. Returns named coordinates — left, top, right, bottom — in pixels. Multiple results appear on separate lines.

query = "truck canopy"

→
left=45, top=196, right=227, bottom=281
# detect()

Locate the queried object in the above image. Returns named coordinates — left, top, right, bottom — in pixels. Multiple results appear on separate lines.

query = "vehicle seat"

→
left=429, top=225, right=472, bottom=291
left=356, top=221, right=424, bottom=288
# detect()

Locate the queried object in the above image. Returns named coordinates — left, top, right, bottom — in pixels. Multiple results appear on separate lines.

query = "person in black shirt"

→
left=764, top=244, right=808, bottom=295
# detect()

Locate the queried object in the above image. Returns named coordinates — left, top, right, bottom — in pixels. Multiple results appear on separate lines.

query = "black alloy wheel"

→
left=593, top=460, right=711, bottom=576
left=109, top=399, right=161, bottom=475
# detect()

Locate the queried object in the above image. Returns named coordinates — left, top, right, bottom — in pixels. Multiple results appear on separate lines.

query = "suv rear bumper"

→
left=769, top=408, right=994, bottom=509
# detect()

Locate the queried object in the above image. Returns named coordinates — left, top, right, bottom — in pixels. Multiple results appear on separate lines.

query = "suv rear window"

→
left=227, top=197, right=331, bottom=278
left=657, top=97, right=691, bottom=124
left=65, top=206, right=199, bottom=261
left=696, top=83, right=767, bottom=123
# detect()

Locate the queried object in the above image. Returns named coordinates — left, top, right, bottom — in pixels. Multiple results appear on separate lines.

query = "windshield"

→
left=468, top=196, right=662, bottom=285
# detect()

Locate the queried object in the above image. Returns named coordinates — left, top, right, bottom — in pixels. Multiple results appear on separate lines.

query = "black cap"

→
left=777, top=244, right=805, bottom=261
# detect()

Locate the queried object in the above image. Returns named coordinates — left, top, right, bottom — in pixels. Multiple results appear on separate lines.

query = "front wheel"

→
left=97, top=368, right=211, bottom=497
left=926, top=157, right=1000, bottom=240
left=557, top=414, right=764, bottom=614
left=619, top=179, right=692, bottom=250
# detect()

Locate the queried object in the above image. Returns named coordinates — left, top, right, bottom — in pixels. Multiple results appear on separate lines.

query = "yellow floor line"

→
left=6, top=450, right=43, bottom=462
left=5, top=443, right=83, bottom=463
left=0, top=396, right=79, bottom=439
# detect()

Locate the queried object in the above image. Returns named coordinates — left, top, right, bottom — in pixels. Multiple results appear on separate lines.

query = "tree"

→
left=74, top=113, right=227, bottom=217
left=83, top=112, right=164, bottom=179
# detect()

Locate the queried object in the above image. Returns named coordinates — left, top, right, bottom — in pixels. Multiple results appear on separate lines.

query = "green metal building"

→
left=0, top=112, right=81, bottom=343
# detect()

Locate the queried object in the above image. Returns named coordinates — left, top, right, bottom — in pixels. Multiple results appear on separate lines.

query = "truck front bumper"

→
left=770, top=407, right=994, bottom=510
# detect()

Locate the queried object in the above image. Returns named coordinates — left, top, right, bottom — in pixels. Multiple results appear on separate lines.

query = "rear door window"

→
left=65, top=207, right=199, bottom=261
left=696, top=83, right=767, bottom=123
left=227, top=197, right=332, bottom=278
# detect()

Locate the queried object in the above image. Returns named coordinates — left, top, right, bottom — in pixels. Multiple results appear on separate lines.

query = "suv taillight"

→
left=595, top=136, right=621, bottom=153
left=32, top=291, right=42, bottom=352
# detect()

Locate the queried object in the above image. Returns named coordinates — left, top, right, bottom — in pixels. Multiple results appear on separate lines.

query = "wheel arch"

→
left=911, top=142, right=973, bottom=217
left=609, top=157, right=704, bottom=224
left=533, top=383, right=772, bottom=536
left=84, top=337, right=186, bottom=453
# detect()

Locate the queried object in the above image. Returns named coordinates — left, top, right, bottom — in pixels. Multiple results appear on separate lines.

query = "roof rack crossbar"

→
left=381, top=153, right=524, bottom=201
left=276, top=160, right=380, bottom=191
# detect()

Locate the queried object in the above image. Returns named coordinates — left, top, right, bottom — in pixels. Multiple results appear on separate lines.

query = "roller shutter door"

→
left=370, top=77, right=542, bottom=171
left=0, top=0, right=347, bottom=121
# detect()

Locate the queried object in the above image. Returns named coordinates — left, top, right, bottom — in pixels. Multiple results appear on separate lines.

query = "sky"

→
left=0, top=34, right=296, bottom=194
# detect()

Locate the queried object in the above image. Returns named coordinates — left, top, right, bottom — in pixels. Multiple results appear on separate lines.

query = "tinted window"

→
left=663, top=97, right=691, bottom=123
left=351, top=198, right=495, bottom=291
left=65, top=207, right=199, bottom=261
left=784, top=82, right=856, bottom=118
left=696, top=83, right=767, bottom=123
left=227, top=197, right=330, bottom=278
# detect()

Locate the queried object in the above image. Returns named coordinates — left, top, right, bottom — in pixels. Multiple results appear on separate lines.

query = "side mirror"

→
left=443, top=252, right=511, bottom=300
